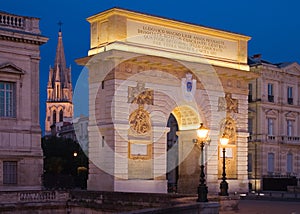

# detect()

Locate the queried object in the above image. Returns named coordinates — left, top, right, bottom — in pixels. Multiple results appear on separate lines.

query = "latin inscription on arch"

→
left=127, top=20, right=239, bottom=61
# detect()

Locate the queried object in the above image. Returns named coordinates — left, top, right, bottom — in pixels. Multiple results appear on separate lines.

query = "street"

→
left=221, top=200, right=300, bottom=214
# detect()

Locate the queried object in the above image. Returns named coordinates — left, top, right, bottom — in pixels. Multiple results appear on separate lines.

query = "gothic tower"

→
left=45, top=28, right=73, bottom=135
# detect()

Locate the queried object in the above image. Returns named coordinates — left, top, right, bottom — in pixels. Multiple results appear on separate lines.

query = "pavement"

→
left=220, top=199, right=300, bottom=214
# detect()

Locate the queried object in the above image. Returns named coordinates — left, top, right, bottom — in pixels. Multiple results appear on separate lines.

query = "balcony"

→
left=247, top=134, right=274, bottom=142
left=268, top=95, right=274, bottom=102
left=280, top=136, right=300, bottom=144
left=0, top=11, right=42, bottom=34
left=249, top=134, right=300, bottom=144
left=288, top=98, right=293, bottom=105
left=267, top=135, right=276, bottom=140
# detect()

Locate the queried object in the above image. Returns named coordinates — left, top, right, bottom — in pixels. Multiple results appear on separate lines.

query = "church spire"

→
left=45, top=24, right=73, bottom=135
left=54, top=24, right=67, bottom=81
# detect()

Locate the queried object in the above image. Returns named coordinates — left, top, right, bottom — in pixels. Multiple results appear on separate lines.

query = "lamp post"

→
left=194, top=123, right=209, bottom=202
left=219, top=134, right=229, bottom=196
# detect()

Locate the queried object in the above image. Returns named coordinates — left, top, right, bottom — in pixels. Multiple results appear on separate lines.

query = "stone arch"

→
left=171, top=105, right=201, bottom=131
left=106, top=54, right=206, bottom=89
left=87, top=52, right=225, bottom=193
left=94, top=54, right=216, bottom=142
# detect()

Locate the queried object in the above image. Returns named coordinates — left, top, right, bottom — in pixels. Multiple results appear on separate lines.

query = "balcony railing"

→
left=281, top=136, right=300, bottom=143
left=248, top=134, right=300, bottom=144
left=268, top=95, right=274, bottom=102
left=19, top=191, right=56, bottom=202
left=288, top=98, right=293, bottom=105
left=0, top=13, right=24, bottom=29
left=268, top=135, right=276, bottom=140
left=0, top=11, right=42, bottom=35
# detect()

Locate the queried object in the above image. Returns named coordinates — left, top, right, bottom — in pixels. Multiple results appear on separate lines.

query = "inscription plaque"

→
left=127, top=20, right=239, bottom=61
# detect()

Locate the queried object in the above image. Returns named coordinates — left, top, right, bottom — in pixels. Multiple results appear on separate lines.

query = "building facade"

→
left=45, top=28, right=73, bottom=135
left=77, top=8, right=257, bottom=194
left=248, top=54, right=300, bottom=191
left=50, top=115, right=89, bottom=155
left=0, top=11, right=48, bottom=190
left=73, top=115, right=89, bottom=155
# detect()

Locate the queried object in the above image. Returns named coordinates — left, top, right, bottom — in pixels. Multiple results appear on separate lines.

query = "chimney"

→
left=252, top=54, right=262, bottom=59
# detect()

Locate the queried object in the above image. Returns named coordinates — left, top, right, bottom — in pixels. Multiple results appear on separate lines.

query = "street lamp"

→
left=219, top=133, right=229, bottom=196
left=194, top=123, right=209, bottom=202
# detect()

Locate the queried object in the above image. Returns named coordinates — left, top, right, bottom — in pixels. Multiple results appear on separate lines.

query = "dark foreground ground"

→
left=220, top=200, right=300, bottom=214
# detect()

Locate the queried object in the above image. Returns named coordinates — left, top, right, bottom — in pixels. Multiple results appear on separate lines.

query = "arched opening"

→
left=52, top=110, right=57, bottom=125
left=166, top=113, right=179, bottom=193
left=171, top=105, right=201, bottom=130
left=56, top=84, right=60, bottom=99
left=59, top=109, right=63, bottom=122
left=167, top=105, right=203, bottom=194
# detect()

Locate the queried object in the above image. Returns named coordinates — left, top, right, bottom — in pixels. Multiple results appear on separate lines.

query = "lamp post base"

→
left=219, top=180, right=229, bottom=196
left=197, top=184, right=208, bottom=202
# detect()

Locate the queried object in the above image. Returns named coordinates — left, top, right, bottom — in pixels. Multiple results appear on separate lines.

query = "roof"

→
left=248, top=55, right=300, bottom=78
left=248, top=54, right=298, bottom=69
left=275, top=62, right=294, bottom=68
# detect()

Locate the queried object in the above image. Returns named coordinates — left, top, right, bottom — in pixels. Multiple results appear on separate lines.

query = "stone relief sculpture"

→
left=129, top=105, right=151, bottom=136
left=218, top=93, right=238, bottom=113
left=220, top=117, right=237, bottom=144
left=218, top=117, right=237, bottom=178
left=181, top=73, right=196, bottom=102
left=128, top=82, right=153, bottom=137
left=128, top=82, right=153, bottom=105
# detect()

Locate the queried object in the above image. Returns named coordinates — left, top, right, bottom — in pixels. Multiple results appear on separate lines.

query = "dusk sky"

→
left=2, top=1, right=300, bottom=133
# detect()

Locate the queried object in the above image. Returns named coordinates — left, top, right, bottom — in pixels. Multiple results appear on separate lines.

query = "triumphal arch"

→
left=76, top=8, right=256, bottom=194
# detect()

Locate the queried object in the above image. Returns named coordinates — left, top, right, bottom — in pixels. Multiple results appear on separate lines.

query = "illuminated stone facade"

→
left=77, top=8, right=257, bottom=194
left=0, top=11, right=48, bottom=190
left=248, top=55, right=300, bottom=191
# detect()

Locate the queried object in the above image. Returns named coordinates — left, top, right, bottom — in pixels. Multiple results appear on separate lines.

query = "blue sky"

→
left=2, top=1, right=300, bottom=133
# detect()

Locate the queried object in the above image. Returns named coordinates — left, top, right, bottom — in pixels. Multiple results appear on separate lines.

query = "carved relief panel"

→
left=127, top=82, right=154, bottom=179
left=218, top=117, right=237, bottom=179
left=218, top=93, right=238, bottom=113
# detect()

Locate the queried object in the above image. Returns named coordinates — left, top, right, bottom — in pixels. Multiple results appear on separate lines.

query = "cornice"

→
left=87, top=7, right=251, bottom=42
left=0, top=29, right=48, bottom=45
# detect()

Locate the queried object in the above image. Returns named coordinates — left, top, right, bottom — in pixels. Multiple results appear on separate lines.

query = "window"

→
left=248, top=153, right=252, bottom=172
left=287, top=153, right=293, bottom=174
left=0, top=82, right=15, bottom=117
left=248, top=83, right=253, bottom=102
left=248, top=118, right=253, bottom=136
left=102, top=136, right=105, bottom=148
left=101, top=80, right=105, bottom=89
left=59, top=110, right=63, bottom=122
left=267, top=153, right=275, bottom=173
left=268, top=83, right=274, bottom=102
left=287, top=120, right=293, bottom=137
left=53, top=110, right=56, bottom=125
left=267, top=118, right=274, bottom=136
left=287, top=87, right=293, bottom=104
left=3, top=161, right=17, bottom=184
left=56, top=85, right=60, bottom=99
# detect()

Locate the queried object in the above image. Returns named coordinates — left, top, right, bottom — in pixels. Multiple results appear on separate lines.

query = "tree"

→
left=41, top=136, right=88, bottom=189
